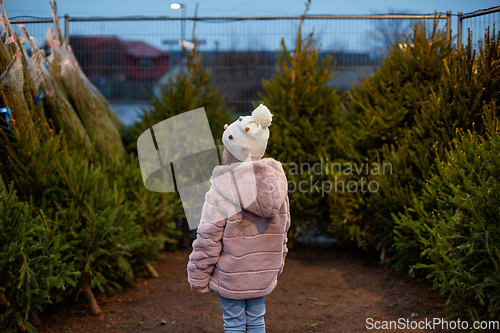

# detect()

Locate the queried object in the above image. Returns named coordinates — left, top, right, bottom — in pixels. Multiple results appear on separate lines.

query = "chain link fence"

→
left=10, top=7, right=498, bottom=118
left=458, top=6, right=500, bottom=49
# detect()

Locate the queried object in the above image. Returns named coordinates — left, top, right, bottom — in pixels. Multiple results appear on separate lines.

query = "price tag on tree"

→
left=35, top=91, right=44, bottom=106
left=0, top=108, right=13, bottom=129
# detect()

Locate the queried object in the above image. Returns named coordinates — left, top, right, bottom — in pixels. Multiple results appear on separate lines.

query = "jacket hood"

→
left=211, top=158, right=288, bottom=218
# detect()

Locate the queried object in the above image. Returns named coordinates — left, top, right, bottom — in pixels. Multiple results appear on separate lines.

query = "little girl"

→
left=187, top=104, right=290, bottom=333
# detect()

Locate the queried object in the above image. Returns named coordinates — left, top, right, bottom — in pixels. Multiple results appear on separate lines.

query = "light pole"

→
left=170, top=3, right=186, bottom=41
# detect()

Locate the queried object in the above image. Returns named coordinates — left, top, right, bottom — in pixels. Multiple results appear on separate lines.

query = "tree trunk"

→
left=179, top=218, right=191, bottom=248
left=145, top=263, right=159, bottom=278
left=379, top=247, right=387, bottom=260
left=82, top=279, right=101, bottom=316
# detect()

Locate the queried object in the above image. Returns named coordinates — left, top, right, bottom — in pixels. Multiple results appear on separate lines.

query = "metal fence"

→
left=9, top=7, right=499, bottom=116
left=458, top=6, right=500, bottom=49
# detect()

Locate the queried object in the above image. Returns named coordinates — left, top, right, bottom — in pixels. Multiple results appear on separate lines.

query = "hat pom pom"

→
left=252, top=104, right=273, bottom=128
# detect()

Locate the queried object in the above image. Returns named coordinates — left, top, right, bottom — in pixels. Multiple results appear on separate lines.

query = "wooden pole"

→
left=82, top=276, right=101, bottom=316
left=446, top=11, right=452, bottom=43
left=457, top=12, right=463, bottom=47
left=64, top=14, right=70, bottom=44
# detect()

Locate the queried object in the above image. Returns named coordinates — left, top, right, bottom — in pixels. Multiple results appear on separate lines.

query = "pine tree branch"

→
left=192, top=2, right=199, bottom=42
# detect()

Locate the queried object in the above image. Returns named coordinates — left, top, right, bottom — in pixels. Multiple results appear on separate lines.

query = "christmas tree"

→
left=127, top=42, right=229, bottom=152
left=45, top=1, right=125, bottom=162
left=393, top=25, right=500, bottom=269
left=258, top=0, right=341, bottom=237
left=0, top=185, right=78, bottom=333
left=402, top=102, right=500, bottom=323
left=329, top=18, right=458, bottom=254
left=0, top=3, right=182, bottom=325
left=0, top=40, right=171, bottom=324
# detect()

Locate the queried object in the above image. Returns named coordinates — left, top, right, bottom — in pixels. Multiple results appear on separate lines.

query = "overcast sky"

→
left=4, top=0, right=499, bottom=18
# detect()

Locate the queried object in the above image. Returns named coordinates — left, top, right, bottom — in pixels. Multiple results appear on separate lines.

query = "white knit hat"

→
left=222, top=104, right=273, bottom=162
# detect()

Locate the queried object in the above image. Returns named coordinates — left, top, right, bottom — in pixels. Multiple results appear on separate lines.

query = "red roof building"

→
left=70, top=36, right=169, bottom=82
left=122, top=41, right=169, bottom=80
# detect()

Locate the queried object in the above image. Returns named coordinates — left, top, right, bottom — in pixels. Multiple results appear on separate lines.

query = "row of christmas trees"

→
left=261, top=2, right=500, bottom=325
left=0, top=1, right=190, bottom=332
left=1, top=0, right=499, bottom=329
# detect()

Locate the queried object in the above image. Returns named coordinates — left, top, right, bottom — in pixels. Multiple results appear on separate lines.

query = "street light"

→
left=170, top=3, right=186, bottom=41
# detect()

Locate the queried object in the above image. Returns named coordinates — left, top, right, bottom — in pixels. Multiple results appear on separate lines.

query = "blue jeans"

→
left=218, top=295, right=266, bottom=333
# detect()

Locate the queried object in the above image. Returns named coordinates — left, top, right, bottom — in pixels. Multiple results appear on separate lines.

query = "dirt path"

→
left=38, top=246, right=463, bottom=333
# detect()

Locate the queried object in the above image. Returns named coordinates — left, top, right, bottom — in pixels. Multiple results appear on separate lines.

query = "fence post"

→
left=446, top=11, right=452, bottom=43
left=64, top=14, right=69, bottom=44
left=457, top=12, right=463, bottom=46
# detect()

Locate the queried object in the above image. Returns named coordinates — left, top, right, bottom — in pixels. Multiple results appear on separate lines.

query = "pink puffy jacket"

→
left=187, top=158, right=290, bottom=300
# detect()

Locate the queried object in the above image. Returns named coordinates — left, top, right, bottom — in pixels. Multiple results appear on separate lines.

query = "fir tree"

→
left=330, top=19, right=500, bottom=268
left=0, top=3, right=182, bottom=322
left=0, top=96, right=164, bottom=317
left=330, top=18, right=455, bottom=253
left=0, top=185, right=78, bottom=333
left=392, top=25, right=500, bottom=269
left=402, top=103, right=500, bottom=323
left=127, top=42, right=229, bottom=152
left=2, top=133, right=160, bottom=315
left=258, top=0, right=341, bottom=236
left=107, top=153, right=183, bottom=249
